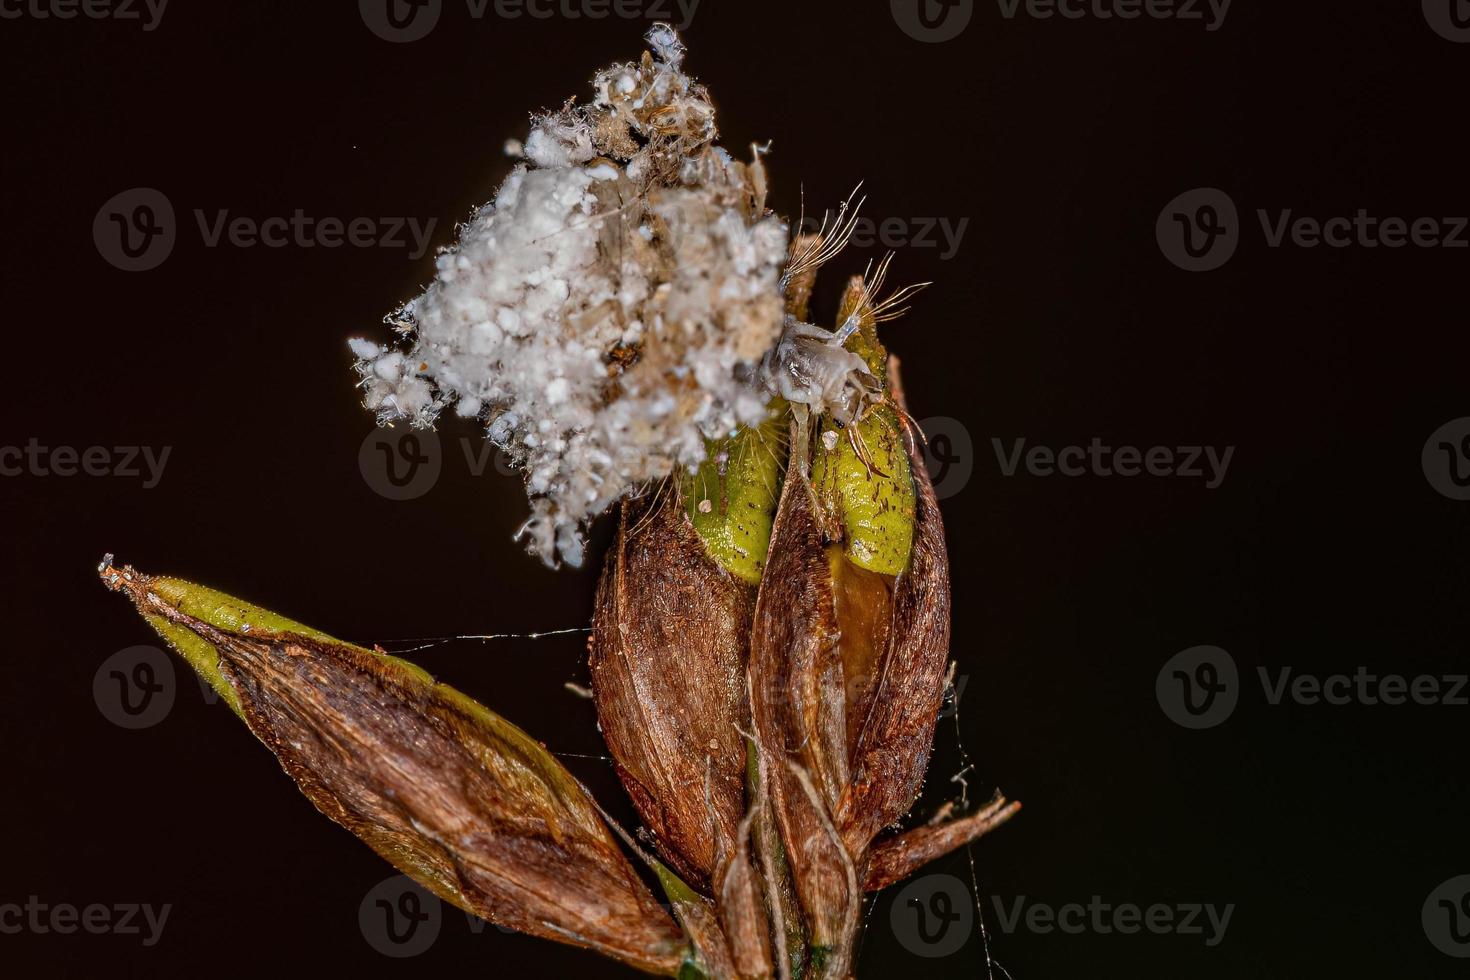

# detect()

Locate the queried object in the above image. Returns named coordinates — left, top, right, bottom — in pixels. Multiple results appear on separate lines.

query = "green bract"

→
left=680, top=410, right=788, bottom=585
left=811, top=405, right=915, bottom=577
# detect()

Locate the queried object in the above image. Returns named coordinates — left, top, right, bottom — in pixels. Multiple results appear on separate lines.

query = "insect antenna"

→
left=782, top=183, right=867, bottom=286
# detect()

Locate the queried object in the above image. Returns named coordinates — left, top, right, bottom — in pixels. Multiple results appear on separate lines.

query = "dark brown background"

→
left=3, top=1, right=1468, bottom=976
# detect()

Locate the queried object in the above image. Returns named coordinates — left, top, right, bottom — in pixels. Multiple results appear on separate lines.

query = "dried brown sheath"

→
left=712, top=811, right=776, bottom=979
left=863, top=796, right=1022, bottom=891
left=835, top=375, right=954, bottom=855
left=105, top=566, right=687, bottom=976
left=749, top=446, right=861, bottom=969
left=590, top=489, right=754, bottom=889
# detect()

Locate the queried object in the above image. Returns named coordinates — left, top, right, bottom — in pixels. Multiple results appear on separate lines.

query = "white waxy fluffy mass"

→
left=352, top=26, right=788, bottom=567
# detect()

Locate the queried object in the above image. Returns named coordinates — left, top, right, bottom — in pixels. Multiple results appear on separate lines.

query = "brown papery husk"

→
left=712, top=812, right=776, bottom=979
left=748, top=354, right=958, bottom=973
left=863, top=796, right=1022, bottom=891
left=111, top=572, right=688, bottom=976
left=748, top=438, right=861, bottom=971
left=590, top=486, right=754, bottom=891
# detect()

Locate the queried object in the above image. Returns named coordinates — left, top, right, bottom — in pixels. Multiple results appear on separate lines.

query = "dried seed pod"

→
left=796, top=275, right=954, bottom=857
left=748, top=276, right=989, bottom=976
left=590, top=483, right=761, bottom=889
left=101, top=563, right=689, bottom=977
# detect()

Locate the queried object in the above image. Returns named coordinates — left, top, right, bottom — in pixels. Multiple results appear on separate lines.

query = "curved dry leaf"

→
left=863, top=796, right=1021, bottom=892
left=102, top=564, right=688, bottom=977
